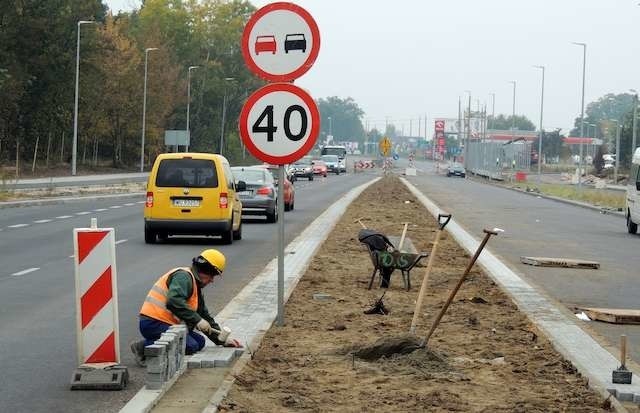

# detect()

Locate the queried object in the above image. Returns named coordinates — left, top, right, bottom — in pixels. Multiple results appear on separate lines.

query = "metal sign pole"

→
left=276, top=165, right=285, bottom=326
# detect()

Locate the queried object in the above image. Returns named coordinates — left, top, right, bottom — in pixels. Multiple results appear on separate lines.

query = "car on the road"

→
left=291, top=157, right=314, bottom=180
left=447, top=163, right=466, bottom=178
left=321, top=154, right=341, bottom=175
left=312, top=160, right=328, bottom=177
left=255, top=35, right=277, bottom=55
left=231, top=166, right=279, bottom=222
left=144, top=153, right=245, bottom=244
left=284, top=33, right=306, bottom=53
left=259, top=164, right=296, bottom=211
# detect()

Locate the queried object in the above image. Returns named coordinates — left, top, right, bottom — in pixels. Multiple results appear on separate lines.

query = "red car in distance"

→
left=312, top=160, right=328, bottom=177
left=258, top=164, right=295, bottom=211
left=255, top=35, right=277, bottom=55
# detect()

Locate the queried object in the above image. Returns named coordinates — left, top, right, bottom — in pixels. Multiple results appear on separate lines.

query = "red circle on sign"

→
left=239, top=83, right=320, bottom=165
left=241, top=2, right=320, bottom=82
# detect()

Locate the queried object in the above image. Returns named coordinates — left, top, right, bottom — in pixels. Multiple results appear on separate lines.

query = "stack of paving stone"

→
left=144, top=325, right=187, bottom=390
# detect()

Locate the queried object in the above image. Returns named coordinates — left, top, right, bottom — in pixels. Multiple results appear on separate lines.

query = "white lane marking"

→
left=109, top=205, right=122, bottom=209
left=33, top=219, right=52, bottom=224
left=94, top=208, right=108, bottom=212
left=69, top=238, right=128, bottom=258
left=11, top=267, right=40, bottom=277
left=8, top=224, right=29, bottom=228
left=136, top=201, right=145, bottom=204
left=124, top=203, right=135, bottom=206
left=76, top=211, right=91, bottom=215
left=56, top=215, right=72, bottom=219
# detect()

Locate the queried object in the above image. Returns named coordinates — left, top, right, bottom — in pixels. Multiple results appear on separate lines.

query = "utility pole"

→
left=633, top=93, right=638, bottom=160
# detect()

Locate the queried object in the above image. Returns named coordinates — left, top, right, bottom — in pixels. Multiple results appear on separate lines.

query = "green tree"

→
left=317, top=96, right=366, bottom=145
left=489, top=114, right=535, bottom=131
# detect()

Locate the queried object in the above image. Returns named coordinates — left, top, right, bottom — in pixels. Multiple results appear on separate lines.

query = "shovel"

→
left=422, top=227, right=502, bottom=346
left=409, top=213, right=451, bottom=334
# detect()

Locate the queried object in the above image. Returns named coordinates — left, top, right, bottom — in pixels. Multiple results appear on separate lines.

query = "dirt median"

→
left=218, top=176, right=611, bottom=412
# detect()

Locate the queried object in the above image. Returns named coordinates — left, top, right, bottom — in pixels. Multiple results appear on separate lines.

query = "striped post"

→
left=73, top=220, right=120, bottom=365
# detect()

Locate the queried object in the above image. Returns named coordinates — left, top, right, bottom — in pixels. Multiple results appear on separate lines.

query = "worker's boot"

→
left=130, top=340, right=147, bottom=367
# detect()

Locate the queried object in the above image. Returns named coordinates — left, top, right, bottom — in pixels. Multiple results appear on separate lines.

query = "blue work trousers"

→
left=139, top=317, right=205, bottom=355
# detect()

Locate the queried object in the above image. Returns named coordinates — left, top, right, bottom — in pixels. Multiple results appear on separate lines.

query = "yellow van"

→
left=144, top=153, right=245, bottom=244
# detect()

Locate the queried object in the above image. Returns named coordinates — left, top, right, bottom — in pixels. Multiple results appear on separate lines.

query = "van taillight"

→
left=146, top=192, right=154, bottom=207
left=256, top=186, right=272, bottom=196
left=219, top=192, right=228, bottom=208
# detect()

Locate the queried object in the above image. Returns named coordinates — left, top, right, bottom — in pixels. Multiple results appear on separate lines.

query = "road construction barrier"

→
left=70, top=218, right=128, bottom=390
left=354, top=160, right=375, bottom=172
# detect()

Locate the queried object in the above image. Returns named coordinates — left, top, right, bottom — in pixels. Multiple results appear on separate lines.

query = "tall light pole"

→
left=490, top=93, right=495, bottom=130
left=185, top=65, right=199, bottom=152
left=464, top=90, right=471, bottom=168
left=72, top=20, right=95, bottom=176
left=572, top=42, right=587, bottom=189
left=610, top=119, right=620, bottom=184
left=508, top=81, right=516, bottom=143
left=533, top=65, right=545, bottom=182
left=328, top=116, right=333, bottom=137
left=219, top=77, right=235, bottom=156
left=630, top=89, right=638, bottom=161
left=140, top=47, right=158, bottom=172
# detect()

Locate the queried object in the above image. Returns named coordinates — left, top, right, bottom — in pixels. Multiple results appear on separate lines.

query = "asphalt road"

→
left=404, top=158, right=640, bottom=362
left=0, top=170, right=375, bottom=413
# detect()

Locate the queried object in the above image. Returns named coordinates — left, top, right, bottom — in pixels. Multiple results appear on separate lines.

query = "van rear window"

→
left=156, top=159, right=218, bottom=188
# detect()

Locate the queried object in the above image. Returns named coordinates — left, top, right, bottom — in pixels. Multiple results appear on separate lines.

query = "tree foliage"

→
left=488, top=114, right=536, bottom=131
left=317, top=96, right=366, bottom=145
left=0, top=0, right=261, bottom=173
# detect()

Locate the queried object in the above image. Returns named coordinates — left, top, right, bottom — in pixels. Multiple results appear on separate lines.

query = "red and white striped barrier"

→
left=73, top=219, right=120, bottom=365
left=354, top=160, right=375, bottom=169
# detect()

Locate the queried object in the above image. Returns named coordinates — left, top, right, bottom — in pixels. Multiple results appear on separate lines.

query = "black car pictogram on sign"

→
left=284, top=33, right=306, bottom=53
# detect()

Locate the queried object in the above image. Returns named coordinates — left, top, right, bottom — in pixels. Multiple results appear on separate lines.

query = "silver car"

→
left=231, top=166, right=278, bottom=223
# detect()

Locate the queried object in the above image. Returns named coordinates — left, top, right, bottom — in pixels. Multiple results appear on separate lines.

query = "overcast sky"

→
left=106, top=0, right=639, bottom=135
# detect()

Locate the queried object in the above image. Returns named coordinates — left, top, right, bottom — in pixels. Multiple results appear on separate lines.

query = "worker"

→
left=130, top=249, right=242, bottom=367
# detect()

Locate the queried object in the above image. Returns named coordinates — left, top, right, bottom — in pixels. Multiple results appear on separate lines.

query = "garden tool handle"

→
left=437, top=214, right=452, bottom=230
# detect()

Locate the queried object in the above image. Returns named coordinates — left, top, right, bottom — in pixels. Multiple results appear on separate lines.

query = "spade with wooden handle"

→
left=409, top=213, right=451, bottom=334
left=422, top=228, right=502, bottom=346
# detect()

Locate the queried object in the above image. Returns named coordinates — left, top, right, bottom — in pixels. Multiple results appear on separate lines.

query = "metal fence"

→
left=466, top=141, right=531, bottom=180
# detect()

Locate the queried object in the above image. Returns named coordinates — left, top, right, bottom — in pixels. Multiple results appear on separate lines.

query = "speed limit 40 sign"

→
left=239, top=83, right=320, bottom=165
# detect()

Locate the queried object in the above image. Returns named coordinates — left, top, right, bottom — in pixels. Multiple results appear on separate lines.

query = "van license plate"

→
left=173, top=199, right=200, bottom=207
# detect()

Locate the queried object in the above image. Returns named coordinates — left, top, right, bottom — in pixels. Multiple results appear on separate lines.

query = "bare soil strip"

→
left=219, top=176, right=611, bottom=412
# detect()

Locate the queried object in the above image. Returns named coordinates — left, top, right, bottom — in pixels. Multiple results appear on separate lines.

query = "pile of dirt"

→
left=219, top=176, right=611, bottom=412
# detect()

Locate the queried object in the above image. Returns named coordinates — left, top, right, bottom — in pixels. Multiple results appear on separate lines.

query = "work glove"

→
left=196, top=318, right=213, bottom=335
left=223, top=338, right=243, bottom=348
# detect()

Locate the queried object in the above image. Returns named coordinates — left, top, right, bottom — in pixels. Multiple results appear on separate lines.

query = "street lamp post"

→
left=464, top=90, right=471, bottom=168
left=185, top=65, right=199, bottom=152
left=72, top=20, right=95, bottom=176
left=508, top=81, right=516, bottom=143
left=572, top=42, right=587, bottom=189
left=328, top=116, right=333, bottom=137
left=533, top=65, right=545, bottom=182
left=140, top=47, right=158, bottom=172
left=630, top=90, right=638, bottom=161
left=490, top=93, right=495, bottom=130
left=219, top=77, right=235, bottom=156
left=610, top=119, right=621, bottom=184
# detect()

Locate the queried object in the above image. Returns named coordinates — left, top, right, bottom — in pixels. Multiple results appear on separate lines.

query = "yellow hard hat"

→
left=194, top=249, right=226, bottom=275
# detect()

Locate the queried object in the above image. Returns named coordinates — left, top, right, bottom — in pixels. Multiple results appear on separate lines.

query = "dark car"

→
left=284, top=33, right=306, bottom=53
left=231, top=166, right=278, bottom=222
left=290, top=157, right=314, bottom=180
left=447, top=163, right=466, bottom=178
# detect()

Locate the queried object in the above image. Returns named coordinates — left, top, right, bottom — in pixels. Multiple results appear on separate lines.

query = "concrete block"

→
left=201, top=359, right=216, bottom=368
left=632, top=393, right=640, bottom=403
left=144, top=344, right=166, bottom=357
left=187, top=359, right=202, bottom=369
left=617, top=392, right=634, bottom=402
left=146, top=359, right=167, bottom=374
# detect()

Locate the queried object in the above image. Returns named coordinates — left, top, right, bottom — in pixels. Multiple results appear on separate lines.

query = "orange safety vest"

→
left=140, top=267, right=199, bottom=325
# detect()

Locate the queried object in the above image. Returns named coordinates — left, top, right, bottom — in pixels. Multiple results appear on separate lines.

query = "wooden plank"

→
left=520, top=256, right=600, bottom=269
left=578, top=307, right=640, bottom=324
